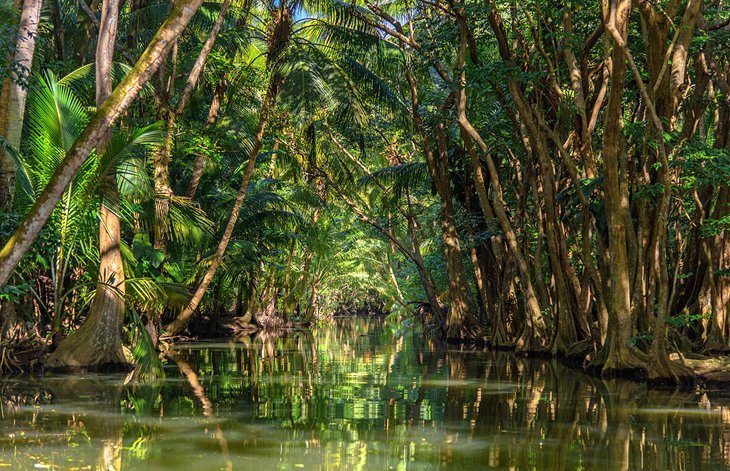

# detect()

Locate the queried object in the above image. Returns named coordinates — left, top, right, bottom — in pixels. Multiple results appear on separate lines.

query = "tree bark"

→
left=0, top=0, right=43, bottom=211
left=47, top=0, right=128, bottom=369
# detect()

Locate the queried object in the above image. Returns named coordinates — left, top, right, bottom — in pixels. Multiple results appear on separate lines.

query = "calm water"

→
left=0, top=318, right=729, bottom=470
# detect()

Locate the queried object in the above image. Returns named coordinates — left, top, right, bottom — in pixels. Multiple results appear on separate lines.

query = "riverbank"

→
left=5, top=313, right=730, bottom=395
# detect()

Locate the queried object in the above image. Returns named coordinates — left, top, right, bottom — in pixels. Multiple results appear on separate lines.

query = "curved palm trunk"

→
left=47, top=0, right=127, bottom=369
left=165, top=82, right=277, bottom=335
left=0, top=0, right=206, bottom=290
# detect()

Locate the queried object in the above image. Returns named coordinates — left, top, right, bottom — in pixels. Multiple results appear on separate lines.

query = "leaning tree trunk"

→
left=47, top=0, right=128, bottom=369
left=0, top=0, right=207, bottom=290
left=165, top=81, right=277, bottom=335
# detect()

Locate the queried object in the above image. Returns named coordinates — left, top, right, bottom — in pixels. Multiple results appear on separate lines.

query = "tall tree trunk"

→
left=598, top=0, right=647, bottom=375
left=165, top=81, right=278, bottom=335
left=47, top=0, right=128, bottom=369
left=0, top=0, right=43, bottom=340
left=0, top=0, right=208, bottom=290
left=0, top=0, right=43, bottom=211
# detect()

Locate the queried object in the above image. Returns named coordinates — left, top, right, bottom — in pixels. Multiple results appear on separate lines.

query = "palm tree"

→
left=0, top=0, right=208, bottom=291
left=7, top=70, right=162, bottom=368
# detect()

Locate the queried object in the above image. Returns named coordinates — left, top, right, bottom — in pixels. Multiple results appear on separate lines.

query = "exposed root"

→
left=647, top=355, right=696, bottom=387
left=45, top=311, right=128, bottom=371
left=591, top=339, right=648, bottom=380
left=220, top=316, right=258, bottom=335
left=515, top=325, right=547, bottom=356
left=563, top=338, right=594, bottom=365
left=254, top=310, right=287, bottom=330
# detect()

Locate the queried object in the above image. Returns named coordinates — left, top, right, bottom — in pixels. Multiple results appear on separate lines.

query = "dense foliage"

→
left=0, top=0, right=727, bottom=385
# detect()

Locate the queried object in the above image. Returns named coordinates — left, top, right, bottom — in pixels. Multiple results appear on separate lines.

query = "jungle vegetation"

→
left=0, top=0, right=727, bottom=386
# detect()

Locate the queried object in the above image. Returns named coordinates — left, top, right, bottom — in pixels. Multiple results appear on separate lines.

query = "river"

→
left=0, top=318, right=728, bottom=469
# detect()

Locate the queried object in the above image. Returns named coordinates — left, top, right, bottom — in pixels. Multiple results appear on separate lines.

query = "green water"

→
left=1, top=318, right=729, bottom=470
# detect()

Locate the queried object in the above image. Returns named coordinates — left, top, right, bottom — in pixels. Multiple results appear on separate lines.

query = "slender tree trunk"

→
left=165, top=81, right=278, bottom=335
left=597, top=0, right=647, bottom=375
left=47, top=0, right=128, bottom=369
left=154, top=0, right=231, bottom=250
left=0, top=0, right=43, bottom=211
left=0, top=0, right=208, bottom=290
left=461, top=18, right=546, bottom=351
left=433, top=123, right=478, bottom=340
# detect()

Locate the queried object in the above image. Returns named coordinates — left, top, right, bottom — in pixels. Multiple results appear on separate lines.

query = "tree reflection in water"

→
left=0, top=317, right=728, bottom=470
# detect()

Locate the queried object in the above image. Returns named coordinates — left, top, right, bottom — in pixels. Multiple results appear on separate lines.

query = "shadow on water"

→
left=0, top=317, right=729, bottom=469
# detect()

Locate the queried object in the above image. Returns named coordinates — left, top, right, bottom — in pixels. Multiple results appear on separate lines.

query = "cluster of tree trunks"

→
left=350, top=0, right=729, bottom=385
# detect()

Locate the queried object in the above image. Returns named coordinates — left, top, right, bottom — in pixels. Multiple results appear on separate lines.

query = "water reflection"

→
left=0, top=318, right=729, bottom=469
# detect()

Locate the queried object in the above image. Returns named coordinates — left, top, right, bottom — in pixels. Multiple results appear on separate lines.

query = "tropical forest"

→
left=0, top=0, right=728, bottom=468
